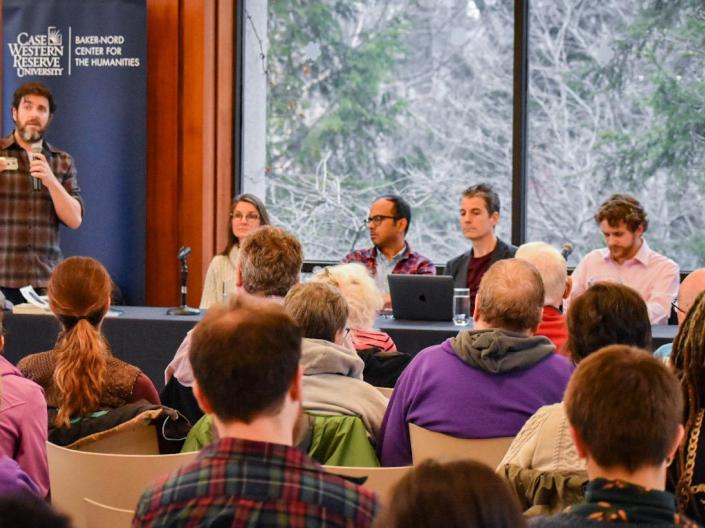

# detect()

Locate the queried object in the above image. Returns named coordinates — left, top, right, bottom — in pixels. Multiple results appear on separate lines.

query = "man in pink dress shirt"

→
left=568, top=194, right=679, bottom=325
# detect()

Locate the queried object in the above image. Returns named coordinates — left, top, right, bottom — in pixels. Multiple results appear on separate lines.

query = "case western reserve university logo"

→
left=8, top=26, right=64, bottom=77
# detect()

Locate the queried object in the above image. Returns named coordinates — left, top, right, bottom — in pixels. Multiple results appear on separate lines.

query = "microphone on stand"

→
left=167, top=246, right=200, bottom=316
left=561, top=242, right=574, bottom=261
left=30, top=144, right=42, bottom=191
left=349, top=220, right=369, bottom=254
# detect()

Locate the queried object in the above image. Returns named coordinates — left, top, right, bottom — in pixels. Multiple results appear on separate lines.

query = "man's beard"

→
left=16, top=120, right=46, bottom=143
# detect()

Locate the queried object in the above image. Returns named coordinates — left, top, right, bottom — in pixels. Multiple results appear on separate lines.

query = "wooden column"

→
left=145, top=0, right=234, bottom=306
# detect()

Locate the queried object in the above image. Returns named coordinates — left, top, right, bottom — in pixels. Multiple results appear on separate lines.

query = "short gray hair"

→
left=516, top=242, right=567, bottom=308
left=477, top=259, right=544, bottom=332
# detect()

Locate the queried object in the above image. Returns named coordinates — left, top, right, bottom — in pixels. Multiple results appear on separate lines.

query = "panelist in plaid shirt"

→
left=342, top=195, right=435, bottom=304
left=134, top=294, right=379, bottom=527
left=0, top=82, right=83, bottom=305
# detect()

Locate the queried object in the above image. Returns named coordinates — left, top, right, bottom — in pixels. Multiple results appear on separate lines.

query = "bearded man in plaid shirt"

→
left=0, top=82, right=83, bottom=306
left=133, top=294, right=379, bottom=527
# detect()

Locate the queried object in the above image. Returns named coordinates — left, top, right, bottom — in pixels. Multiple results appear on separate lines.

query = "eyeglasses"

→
left=344, top=327, right=352, bottom=338
left=671, top=299, right=686, bottom=315
left=231, top=212, right=260, bottom=222
left=366, top=215, right=399, bottom=225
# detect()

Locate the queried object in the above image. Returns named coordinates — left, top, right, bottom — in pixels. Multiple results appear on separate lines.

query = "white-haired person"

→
left=312, top=263, right=411, bottom=387
left=515, top=242, right=572, bottom=355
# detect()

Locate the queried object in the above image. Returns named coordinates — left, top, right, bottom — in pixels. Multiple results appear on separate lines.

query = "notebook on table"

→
left=388, top=274, right=454, bottom=321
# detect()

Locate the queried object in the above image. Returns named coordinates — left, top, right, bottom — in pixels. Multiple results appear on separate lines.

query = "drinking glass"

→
left=453, top=288, right=470, bottom=326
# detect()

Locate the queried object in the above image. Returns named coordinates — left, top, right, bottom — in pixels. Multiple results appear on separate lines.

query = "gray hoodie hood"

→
left=300, top=338, right=365, bottom=379
left=450, top=329, right=555, bottom=374
left=299, top=338, right=386, bottom=440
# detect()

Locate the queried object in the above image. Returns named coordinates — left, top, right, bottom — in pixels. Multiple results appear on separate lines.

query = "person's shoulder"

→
left=645, top=246, right=679, bottom=272
left=343, top=247, right=373, bottom=262
left=446, top=249, right=471, bottom=268
left=496, top=238, right=517, bottom=257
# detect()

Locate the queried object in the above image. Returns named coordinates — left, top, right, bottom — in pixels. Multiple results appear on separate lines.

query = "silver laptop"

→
left=388, top=274, right=454, bottom=321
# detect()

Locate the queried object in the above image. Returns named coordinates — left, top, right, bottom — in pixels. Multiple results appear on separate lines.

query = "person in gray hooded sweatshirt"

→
left=378, top=258, right=573, bottom=467
left=283, top=282, right=389, bottom=442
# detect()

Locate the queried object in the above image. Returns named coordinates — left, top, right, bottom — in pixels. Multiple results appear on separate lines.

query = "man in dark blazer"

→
left=445, top=183, right=516, bottom=311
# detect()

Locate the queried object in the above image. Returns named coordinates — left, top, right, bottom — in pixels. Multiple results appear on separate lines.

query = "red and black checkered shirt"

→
left=0, top=132, right=83, bottom=288
left=341, top=244, right=436, bottom=277
left=134, top=437, right=380, bottom=527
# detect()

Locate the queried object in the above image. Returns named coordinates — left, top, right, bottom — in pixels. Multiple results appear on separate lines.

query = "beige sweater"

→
left=498, top=402, right=585, bottom=474
left=199, top=246, right=239, bottom=309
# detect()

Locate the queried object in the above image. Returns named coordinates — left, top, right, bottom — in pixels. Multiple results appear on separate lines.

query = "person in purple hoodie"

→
left=0, top=314, right=49, bottom=497
left=378, top=258, right=573, bottom=467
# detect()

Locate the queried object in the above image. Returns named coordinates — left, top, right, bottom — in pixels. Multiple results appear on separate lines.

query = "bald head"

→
left=516, top=242, right=569, bottom=308
left=677, top=269, right=705, bottom=324
left=475, top=259, right=544, bottom=333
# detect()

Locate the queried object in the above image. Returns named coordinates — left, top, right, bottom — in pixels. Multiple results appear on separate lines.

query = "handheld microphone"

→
left=30, top=144, right=42, bottom=191
left=561, top=242, right=574, bottom=260
left=177, top=246, right=192, bottom=260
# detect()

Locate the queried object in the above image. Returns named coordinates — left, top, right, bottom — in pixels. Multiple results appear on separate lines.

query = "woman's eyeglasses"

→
left=231, top=212, right=260, bottom=222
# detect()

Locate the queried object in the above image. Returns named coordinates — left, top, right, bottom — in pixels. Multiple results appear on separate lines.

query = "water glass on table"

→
left=453, top=288, right=470, bottom=326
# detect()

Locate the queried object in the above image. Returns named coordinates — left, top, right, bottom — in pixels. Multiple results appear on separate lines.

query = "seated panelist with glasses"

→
left=199, top=194, right=270, bottom=309
left=342, top=195, right=435, bottom=306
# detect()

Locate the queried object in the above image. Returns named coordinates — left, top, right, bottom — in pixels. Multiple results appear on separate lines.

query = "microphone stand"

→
left=167, top=253, right=200, bottom=316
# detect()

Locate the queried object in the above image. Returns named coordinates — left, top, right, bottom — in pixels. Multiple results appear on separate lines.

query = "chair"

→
left=376, top=386, right=394, bottom=398
left=408, top=423, right=514, bottom=469
left=323, top=465, right=412, bottom=505
left=47, top=442, right=197, bottom=528
left=84, top=498, right=134, bottom=528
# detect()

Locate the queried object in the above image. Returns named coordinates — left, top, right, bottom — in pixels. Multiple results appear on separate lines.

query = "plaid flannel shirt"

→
left=0, top=132, right=83, bottom=288
left=342, top=244, right=436, bottom=277
left=133, top=437, right=380, bottom=528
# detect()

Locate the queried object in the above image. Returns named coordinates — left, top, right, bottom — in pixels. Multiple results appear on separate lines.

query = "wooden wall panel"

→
left=145, top=0, right=180, bottom=306
left=145, top=0, right=234, bottom=306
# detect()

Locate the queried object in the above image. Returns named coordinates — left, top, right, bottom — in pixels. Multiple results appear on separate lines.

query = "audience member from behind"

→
left=568, top=194, right=679, bottom=324
left=376, top=459, right=526, bottom=528
left=199, top=193, right=270, bottom=308
left=134, top=295, right=379, bottom=527
left=501, top=282, right=651, bottom=475
left=378, top=259, right=572, bottom=466
left=0, top=313, right=48, bottom=496
left=284, top=282, right=388, bottom=441
left=163, top=225, right=303, bottom=423
left=342, top=195, right=434, bottom=303
left=18, top=257, right=159, bottom=431
left=312, top=263, right=411, bottom=387
left=531, top=346, right=692, bottom=527
left=445, top=183, right=516, bottom=312
left=670, top=290, right=705, bottom=523
left=654, top=268, right=705, bottom=360
left=515, top=242, right=572, bottom=354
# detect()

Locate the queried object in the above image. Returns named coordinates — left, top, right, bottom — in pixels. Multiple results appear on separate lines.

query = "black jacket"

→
left=444, top=238, right=517, bottom=287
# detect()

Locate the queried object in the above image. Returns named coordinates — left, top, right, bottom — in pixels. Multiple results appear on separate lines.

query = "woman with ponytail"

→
left=18, top=257, right=159, bottom=429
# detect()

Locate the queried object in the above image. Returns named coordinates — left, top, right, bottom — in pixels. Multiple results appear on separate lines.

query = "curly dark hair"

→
left=594, top=193, right=648, bottom=232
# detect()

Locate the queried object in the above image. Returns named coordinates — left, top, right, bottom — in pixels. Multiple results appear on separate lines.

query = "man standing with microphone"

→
left=0, top=82, right=83, bottom=305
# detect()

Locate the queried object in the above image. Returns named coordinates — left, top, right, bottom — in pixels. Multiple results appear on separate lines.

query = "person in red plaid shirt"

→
left=134, top=294, right=379, bottom=527
left=0, top=82, right=83, bottom=305
left=342, top=195, right=435, bottom=306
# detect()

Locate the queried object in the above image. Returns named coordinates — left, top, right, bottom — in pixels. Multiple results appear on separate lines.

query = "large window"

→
left=241, top=1, right=705, bottom=268
left=525, top=1, right=705, bottom=268
left=241, top=0, right=514, bottom=262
